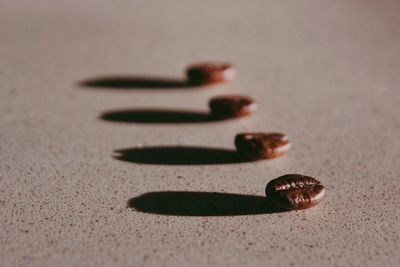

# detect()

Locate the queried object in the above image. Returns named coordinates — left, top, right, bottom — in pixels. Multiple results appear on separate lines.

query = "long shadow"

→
left=100, top=109, right=226, bottom=124
left=128, top=191, right=282, bottom=216
left=114, top=146, right=252, bottom=165
left=79, top=75, right=198, bottom=89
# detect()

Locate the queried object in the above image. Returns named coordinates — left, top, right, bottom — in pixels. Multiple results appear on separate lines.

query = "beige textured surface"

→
left=1, top=0, right=400, bottom=266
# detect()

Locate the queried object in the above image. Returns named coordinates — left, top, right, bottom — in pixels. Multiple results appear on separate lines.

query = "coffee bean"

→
left=234, top=132, right=291, bottom=160
left=186, top=63, right=236, bottom=85
left=265, top=174, right=326, bottom=210
left=209, top=95, right=257, bottom=118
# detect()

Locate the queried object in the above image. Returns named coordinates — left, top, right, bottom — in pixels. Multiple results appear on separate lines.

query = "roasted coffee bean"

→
left=234, top=132, right=291, bottom=159
left=265, top=174, right=326, bottom=210
left=186, top=62, right=236, bottom=85
left=209, top=95, right=257, bottom=118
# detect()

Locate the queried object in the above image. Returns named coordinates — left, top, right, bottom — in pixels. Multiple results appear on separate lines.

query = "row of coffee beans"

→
left=187, top=62, right=326, bottom=211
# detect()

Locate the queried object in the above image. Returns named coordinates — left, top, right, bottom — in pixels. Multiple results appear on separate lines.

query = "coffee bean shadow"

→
left=128, top=191, right=283, bottom=216
left=79, top=75, right=201, bottom=89
left=100, top=109, right=229, bottom=124
left=114, top=146, right=253, bottom=165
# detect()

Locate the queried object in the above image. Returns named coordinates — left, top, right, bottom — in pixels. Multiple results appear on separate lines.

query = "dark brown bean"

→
left=209, top=95, right=257, bottom=118
left=234, top=132, right=291, bottom=160
left=186, top=62, right=236, bottom=85
left=265, top=174, right=326, bottom=210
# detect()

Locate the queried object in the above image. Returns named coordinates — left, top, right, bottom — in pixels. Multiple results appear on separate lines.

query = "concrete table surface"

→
left=1, top=0, right=400, bottom=266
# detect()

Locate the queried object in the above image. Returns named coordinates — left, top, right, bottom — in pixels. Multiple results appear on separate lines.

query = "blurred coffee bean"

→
left=186, top=62, right=236, bottom=85
left=209, top=95, right=256, bottom=118
left=234, top=132, right=291, bottom=160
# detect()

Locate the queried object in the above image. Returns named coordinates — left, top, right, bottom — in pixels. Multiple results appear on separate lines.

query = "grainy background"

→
left=1, top=0, right=400, bottom=266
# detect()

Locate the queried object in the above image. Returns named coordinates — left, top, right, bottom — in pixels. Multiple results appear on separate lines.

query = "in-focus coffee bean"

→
left=265, top=174, right=326, bottom=210
left=234, top=132, right=291, bottom=160
left=186, top=63, right=236, bottom=85
left=209, top=95, right=257, bottom=118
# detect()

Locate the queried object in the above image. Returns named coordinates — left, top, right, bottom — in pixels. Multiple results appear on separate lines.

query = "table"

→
left=1, top=0, right=399, bottom=266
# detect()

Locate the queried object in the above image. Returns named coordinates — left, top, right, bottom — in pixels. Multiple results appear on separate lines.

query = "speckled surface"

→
left=1, top=1, right=400, bottom=266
